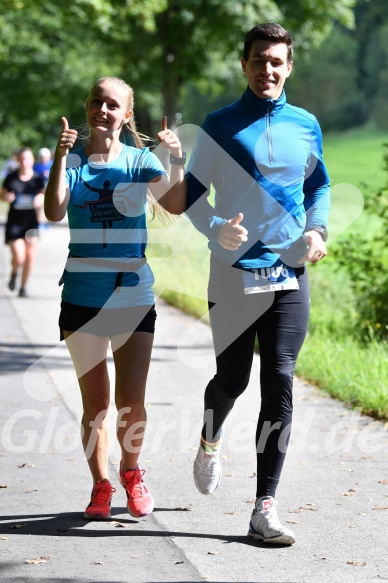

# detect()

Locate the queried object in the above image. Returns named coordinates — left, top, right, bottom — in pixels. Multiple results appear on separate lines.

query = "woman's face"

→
left=18, top=150, right=34, bottom=170
left=86, top=80, right=133, bottom=137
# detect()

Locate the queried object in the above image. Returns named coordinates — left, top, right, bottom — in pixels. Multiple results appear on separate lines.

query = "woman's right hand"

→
left=44, top=117, right=74, bottom=222
left=56, top=117, right=78, bottom=156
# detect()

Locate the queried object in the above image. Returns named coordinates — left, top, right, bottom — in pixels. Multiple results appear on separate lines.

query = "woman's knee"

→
left=82, top=401, right=110, bottom=425
left=116, top=398, right=146, bottom=419
left=11, top=250, right=24, bottom=266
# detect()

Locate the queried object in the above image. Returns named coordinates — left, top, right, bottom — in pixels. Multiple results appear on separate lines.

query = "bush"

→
left=331, top=144, right=388, bottom=340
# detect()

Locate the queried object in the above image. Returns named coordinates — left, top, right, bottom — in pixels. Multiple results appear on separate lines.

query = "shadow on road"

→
left=0, top=510, right=292, bottom=550
left=0, top=342, right=71, bottom=374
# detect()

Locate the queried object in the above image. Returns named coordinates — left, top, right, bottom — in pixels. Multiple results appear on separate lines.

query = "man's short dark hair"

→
left=243, top=23, right=293, bottom=62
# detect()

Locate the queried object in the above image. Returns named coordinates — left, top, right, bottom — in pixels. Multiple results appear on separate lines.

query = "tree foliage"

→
left=81, top=0, right=355, bottom=123
left=287, top=0, right=388, bottom=131
left=0, top=0, right=355, bottom=158
left=286, top=24, right=366, bottom=131
left=0, top=0, right=120, bottom=155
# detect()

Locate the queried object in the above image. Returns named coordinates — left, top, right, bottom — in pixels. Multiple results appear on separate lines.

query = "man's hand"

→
left=218, top=213, right=248, bottom=250
left=298, top=230, right=327, bottom=264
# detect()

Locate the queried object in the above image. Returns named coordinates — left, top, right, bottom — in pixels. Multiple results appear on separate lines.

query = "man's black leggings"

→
left=202, top=255, right=310, bottom=498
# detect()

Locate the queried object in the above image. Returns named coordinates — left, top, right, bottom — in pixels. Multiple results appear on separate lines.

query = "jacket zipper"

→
left=266, top=103, right=274, bottom=165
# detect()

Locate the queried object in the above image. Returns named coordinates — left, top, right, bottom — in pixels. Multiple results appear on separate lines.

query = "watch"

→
left=170, top=151, right=186, bottom=165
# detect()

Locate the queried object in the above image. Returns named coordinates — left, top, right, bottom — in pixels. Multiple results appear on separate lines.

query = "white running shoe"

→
left=248, top=496, right=296, bottom=545
left=193, top=427, right=224, bottom=495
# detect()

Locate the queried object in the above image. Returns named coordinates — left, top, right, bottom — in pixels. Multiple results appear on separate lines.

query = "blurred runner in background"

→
left=1, top=147, right=45, bottom=297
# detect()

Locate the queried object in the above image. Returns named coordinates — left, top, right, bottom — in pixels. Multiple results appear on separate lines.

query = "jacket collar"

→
left=242, top=86, right=287, bottom=115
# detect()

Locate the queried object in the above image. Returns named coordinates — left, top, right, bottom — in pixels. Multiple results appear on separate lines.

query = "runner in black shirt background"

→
left=1, top=147, right=45, bottom=297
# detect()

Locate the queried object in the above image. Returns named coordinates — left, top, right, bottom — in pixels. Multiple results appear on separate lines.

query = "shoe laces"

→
left=201, top=452, right=219, bottom=477
left=121, top=467, right=147, bottom=499
left=90, top=482, right=115, bottom=506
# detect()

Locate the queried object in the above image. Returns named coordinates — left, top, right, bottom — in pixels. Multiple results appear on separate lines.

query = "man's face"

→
left=241, top=40, right=292, bottom=100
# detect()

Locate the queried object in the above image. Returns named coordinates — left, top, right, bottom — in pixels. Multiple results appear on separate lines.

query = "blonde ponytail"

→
left=120, top=117, right=150, bottom=149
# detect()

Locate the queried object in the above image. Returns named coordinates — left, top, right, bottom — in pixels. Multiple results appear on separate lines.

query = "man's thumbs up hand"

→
left=218, top=213, right=248, bottom=250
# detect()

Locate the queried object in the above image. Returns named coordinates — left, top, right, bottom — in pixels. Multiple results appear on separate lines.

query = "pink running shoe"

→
left=84, top=481, right=116, bottom=520
left=119, top=463, right=154, bottom=517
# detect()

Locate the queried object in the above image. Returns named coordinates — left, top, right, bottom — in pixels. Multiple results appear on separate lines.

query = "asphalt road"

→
left=0, top=220, right=387, bottom=583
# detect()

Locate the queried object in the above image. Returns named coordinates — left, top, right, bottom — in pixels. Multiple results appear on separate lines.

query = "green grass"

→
left=296, top=334, right=388, bottom=420
left=324, top=125, right=387, bottom=242
left=291, top=126, right=388, bottom=419
left=324, top=125, right=388, bottom=191
left=148, top=215, right=211, bottom=320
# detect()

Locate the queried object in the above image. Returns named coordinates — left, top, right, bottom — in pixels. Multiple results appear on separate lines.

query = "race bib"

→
left=13, top=194, right=35, bottom=210
left=243, top=263, right=299, bottom=294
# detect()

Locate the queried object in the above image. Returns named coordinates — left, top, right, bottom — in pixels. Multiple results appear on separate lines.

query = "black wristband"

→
left=170, top=152, right=186, bottom=165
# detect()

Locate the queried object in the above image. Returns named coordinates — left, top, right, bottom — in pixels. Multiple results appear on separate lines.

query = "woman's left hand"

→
left=157, top=116, right=182, bottom=157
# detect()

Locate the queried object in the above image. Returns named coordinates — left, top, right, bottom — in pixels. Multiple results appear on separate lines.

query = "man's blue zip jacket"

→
left=185, top=86, right=330, bottom=269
